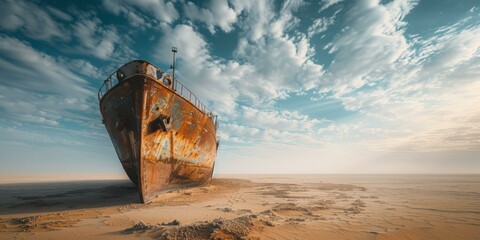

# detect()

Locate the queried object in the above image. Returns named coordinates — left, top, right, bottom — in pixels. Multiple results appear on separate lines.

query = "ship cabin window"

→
left=163, top=77, right=171, bottom=86
left=117, top=70, right=125, bottom=81
left=156, top=69, right=164, bottom=80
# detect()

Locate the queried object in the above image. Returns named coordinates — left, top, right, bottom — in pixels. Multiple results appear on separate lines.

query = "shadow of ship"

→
left=0, top=180, right=139, bottom=215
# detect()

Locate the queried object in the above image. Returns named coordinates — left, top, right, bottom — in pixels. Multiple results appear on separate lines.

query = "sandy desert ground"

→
left=0, top=174, right=479, bottom=239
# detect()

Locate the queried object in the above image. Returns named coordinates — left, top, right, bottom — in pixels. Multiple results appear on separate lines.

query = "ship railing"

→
left=97, top=71, right=120, bottom=101
left=173, top=80, right=219, bottom=129
left=98, top=67, right=219, bottom=129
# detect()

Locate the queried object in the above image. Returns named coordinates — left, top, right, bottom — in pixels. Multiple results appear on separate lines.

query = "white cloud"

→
left=0, top=0, right=69, bottom=41
left=0, top=36, right=98, bottom=129
left=240, top=106, right=321, bottom=132
left=219, top=123, right=320, bottom=145
left=317, top=121, right=413, bottom=144
left=71, top=15, right=137, bottom=61
left=153, top=0, right=325, bottom=128
left=319, top=0, right=344, bottom=13
left=129, top=0, right=179, bottom=23
left=183, top=0, right=238, bottom=33
left=418, top=24, right=480, bottom=77
left=307, top=15, right=336, bottom=37
left=314, top=0, right=480, bottom=153
left=46, top=6, right=73, bottom=22
left=60, top=59, right=104, bottom=79
left=155, top=24, right=246, bottom=115
left=233, top=35, right=323, bottom=102
left=103, top=0, right=179, bottom=25
left=234, top=37, right=302, bottom=101
left=0, top=1, right=136, bottom=61
left=321, top=0, right=416, bottom=94
left=217, top=123, right=261, bottom=143
left=230, top=1, right=324, bottom=102
left=102, top=0, right=149, bottom=28
left=231, top=0, right=275, bottom=41
left=154, top=16, right=329, bottom=142
left=0, top=36, right=92, bottom=97
left=217, top=105, right=326, bottom=146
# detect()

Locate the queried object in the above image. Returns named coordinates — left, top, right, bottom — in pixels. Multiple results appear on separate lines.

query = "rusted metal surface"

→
left=99, top=60, right=217, bottom=203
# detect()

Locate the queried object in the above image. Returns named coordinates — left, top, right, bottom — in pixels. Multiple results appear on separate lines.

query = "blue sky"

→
left=0, top=0, right=479, bottom=178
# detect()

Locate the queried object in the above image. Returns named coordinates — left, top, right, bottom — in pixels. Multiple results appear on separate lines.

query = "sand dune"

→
left=0, top=175, right=479, bottom=239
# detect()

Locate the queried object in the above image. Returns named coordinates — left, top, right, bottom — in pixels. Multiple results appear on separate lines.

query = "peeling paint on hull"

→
left=99, top=60, right=217, bottom=203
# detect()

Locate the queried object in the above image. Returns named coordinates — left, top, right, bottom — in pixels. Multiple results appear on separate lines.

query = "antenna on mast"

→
left=170, top=47, right=177, bottom=79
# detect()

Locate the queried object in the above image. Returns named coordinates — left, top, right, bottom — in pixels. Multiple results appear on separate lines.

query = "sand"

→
left=0, top=175, right=479, bottom=239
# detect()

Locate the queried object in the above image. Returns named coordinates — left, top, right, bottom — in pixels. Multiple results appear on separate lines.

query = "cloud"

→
left=240, top=106, right=321, bottom=132
left=155, top=24, right=245, bottom=115
left=230, top=0, right=275, bottom=41
left=219, top=123, right=321, bottom=145
left=314, top=0, right=480, bottom=153
left=307, top=15, right=336, bottom=37
left=0, top=0, right=70, bottom=41
left=60, top=59, right=104, bottom=79
left=46, top=6, right=73, bottom=22
left=317, top=121, right=413, bottom=144
left=230, top=1, right=324, bottom=102
left=155, top=2, right=326, bottom=116
left=102, top=0, right=149, bottom=28
left=347, top=4, right=480, bottom=119
left=0, top=35, right=92, bottom=97
left=152, top=17, right=327, bottom=142
left=71, top=14, right=137, bottom=61
left=416, top=22, right=480, bottom=78
left=0, top=35, right=98, bottom=130
left=217, top=105, right=326, bottom=146
left=319, top=0, right=344, bottom=13
left=183, top=0, right=238, bottom=33
left=217, top=123, right=261, bottom=143
left=321, top=0, right=416, bottom=94
left=0, top=1, right=136, bottom=61
left=153, top=1, right=325, bottom=117
left=102, top=0, right=178, bottom=25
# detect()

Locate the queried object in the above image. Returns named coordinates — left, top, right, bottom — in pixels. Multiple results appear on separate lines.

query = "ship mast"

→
left=170, top=47, right=177, bottom=79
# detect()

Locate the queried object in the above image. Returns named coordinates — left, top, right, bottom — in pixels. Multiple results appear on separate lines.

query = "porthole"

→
left=117, top=70, right=125, bottom=81
left=163, top=78, right=171, bottom=85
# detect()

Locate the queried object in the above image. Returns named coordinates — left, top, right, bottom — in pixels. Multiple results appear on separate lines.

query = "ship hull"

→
left=100, top=74, right=217, bottom=203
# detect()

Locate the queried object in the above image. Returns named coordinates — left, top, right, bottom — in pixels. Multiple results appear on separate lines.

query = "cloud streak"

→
left=0, top=0, right=70, bottom=41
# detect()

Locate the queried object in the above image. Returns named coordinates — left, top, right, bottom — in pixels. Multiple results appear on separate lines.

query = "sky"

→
left=0, top=0, right=479, bottom=179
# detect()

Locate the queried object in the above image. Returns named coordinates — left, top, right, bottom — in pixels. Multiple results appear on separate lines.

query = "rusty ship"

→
left=98, top=51, right=218, bottom=203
